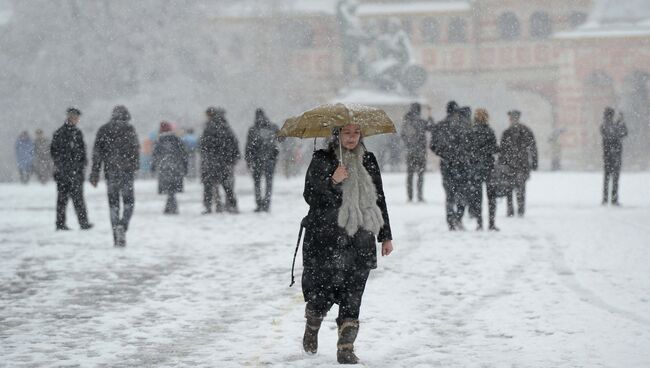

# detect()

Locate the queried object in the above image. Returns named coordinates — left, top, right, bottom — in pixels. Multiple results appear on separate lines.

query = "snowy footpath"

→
left=1, top=171, right=649, bottom=367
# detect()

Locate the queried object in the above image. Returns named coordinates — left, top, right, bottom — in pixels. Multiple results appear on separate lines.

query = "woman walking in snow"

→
left=301, top=123, right=393, bottom=364
left=152, top=122, right=188, bottom=214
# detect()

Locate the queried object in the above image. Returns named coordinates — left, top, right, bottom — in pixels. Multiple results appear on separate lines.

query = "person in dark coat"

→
left=400, top=102, right=433, bottom=202
left=50, top=108, right=93, bottom=230
left=89, top=105, right=140, bottom=246
left=181, top=128, right=199, bottom=180
left=200, top=107, right=240, bottom=214
left=300, top=123, right=393, bottom=364
left=33, top=129, right=53, bottom=184
left=430, top=101, right=471, bottom=230
left=467, top=108, right=499, bottom=231
left=600, top=107, right=628, bottom=205
left=499, top=110, right=538, bottom=217
left=152, top=122, right=188, bottom=214
left=15, top=131, right=34, bottom=184
left=245, top=108, right=280, bottom=212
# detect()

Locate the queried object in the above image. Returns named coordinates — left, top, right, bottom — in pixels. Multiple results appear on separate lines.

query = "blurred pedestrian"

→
left=467, top=108, right=499, bottom=231
left=430, top=101, right=471, bottom=230
left=245, top=108, right=280, bottom=212
left=200, top=107, right=240, bottom=214
left=499, top=110, right=538, bottom=217
left=600, top=108, right=628, bottom=206
left=89, top=105, right=140, bottom=246
left=400, top=102, right=432, bottom=202
left=33, top=129, right=53, bottom=184
left=50, top=108, right=92, bottom=230
left=15, top=131, right=34, bottom=184
left=152, top=121, right=188, bottom=215
left=181, top=128, right=199, bottom=180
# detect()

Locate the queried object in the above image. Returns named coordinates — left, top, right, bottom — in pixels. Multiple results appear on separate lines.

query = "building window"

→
left=530, top=11, right=552, bottom=39
left=421, top=18, right=440, bottom=43
left=280, top=20, right=314, bottom=49
left=448, top=17, right=467, bottom=43
left=569, top=12, right=588, bottom=28
left=497, top=12, right=521, bottom=40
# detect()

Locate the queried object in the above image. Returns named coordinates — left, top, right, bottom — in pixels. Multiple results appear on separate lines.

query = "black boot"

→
left=337, top=318, right=359, bottom=364
left=303, top=308, right=323, bottom=354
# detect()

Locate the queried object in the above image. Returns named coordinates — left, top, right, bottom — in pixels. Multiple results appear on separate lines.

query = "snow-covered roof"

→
left=357, top=1, right=471, bottom=17
left=210, top=0, right=339, bottom=19
left=555, top=0, right=650, bottom=39
left=210, top=0, right=471, bottom=19
left=333, top=88, right=427, bottom=106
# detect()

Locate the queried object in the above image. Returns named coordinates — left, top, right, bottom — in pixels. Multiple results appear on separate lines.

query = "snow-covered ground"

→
left=1, top=171, right=649, bottom=367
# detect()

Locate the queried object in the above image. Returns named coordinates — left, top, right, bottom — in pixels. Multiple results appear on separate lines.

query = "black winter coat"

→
left=90, top=119, right=140, bottom=183
left=499, top=123, right=538, bottom=177
left=200, top=117, right=240, bottom=183
left=152, top=133, right=188, bottom=194
left=245, top=118, right=279, bottom=171
left=50, top=122, right=87, bottom=182
left=468, top=123, right=499, bottom=180
left=302, top=149, right=392, bottom=270
left=401, top=112, right=432, bottom=159
left=430, top=114, right=471, bottom=176
left=600, top=118, right=627, bottom=172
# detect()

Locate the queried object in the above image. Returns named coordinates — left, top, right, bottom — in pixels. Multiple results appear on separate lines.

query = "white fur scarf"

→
left=336, top=146, right=385, bottom=237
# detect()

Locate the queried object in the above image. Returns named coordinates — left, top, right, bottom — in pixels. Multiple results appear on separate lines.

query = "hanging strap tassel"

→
left=290, top=219, right=307, bottom=287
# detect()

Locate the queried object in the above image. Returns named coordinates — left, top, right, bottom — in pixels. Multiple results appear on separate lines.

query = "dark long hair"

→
left=325, top=127, right=367, bottom=154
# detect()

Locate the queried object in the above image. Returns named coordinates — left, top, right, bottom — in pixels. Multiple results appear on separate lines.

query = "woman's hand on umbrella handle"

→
left=332, top=164, right=348, bottom=184
left=381, top=240, right=393, bottom=256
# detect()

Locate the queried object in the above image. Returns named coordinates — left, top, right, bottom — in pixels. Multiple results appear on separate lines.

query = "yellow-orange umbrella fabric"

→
left=278, top=103, right=396, bottom=138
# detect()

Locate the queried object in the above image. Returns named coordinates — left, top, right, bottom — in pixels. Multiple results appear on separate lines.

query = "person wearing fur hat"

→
left=300, top=123, right=394, bottom=364
left=152, top=121, right=188, bottom=215
left=90, top=105, right=140, bottom=246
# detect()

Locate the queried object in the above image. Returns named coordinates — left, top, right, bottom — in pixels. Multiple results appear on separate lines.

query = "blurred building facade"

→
left=212, top=0, right=650, bottom=170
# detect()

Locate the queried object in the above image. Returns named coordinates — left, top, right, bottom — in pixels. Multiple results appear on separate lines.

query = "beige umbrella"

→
left=278, top=103, right=396, bottom=161
left=278, top=103, right=396, bottom=138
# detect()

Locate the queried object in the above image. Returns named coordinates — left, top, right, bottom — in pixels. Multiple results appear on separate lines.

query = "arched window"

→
left=448, top=17, right=467, bottom=43
left=569, top=12, right=588, bottom=28
left=421, top=17, right=440, bottom=43
left=497, top=12, right=520, bottom=40
left=280, top=20, right=314, bottom=49
left=530, top=11, right=552, bottom=39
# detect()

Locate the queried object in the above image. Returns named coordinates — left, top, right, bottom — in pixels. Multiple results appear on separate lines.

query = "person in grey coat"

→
left=600, top=107, right=628, bottom=205
left=245, top=108, right=280, bottom=212
left=152, top=122, right=188, bottom=214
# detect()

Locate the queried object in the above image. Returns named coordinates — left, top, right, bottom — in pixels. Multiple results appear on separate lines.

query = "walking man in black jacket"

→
left=499, top=110, right=538, bottom=217
left=600, top=107, right=628, bottom=205
left=200, top=107, right=241, bottom=214
left=245, top=108, right=280, bottom=212
left=50, top=108, right=93, bottom=231
left=430, top=101, right=471, bottom=230
left=89, top=105, right=140, bottom=246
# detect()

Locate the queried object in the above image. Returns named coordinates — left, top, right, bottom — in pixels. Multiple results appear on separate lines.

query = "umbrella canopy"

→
left=278, top=103, right=396, bottom=138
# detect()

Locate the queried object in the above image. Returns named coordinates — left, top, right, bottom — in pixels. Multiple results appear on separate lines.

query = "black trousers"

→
left=406, top=159, right=425, bottom=201
left=203, top=169, right=237, bottom=211
left=468, top=173, right=497, bottom=228
left=603, top=169, right=621, bottom=204
left=252, top=164, right=275, bottom=210
left=506, top=175, right=527, bottom=216
left=107, top=173, right=135, bottom=229
left=442, top=173, right=466, bottom=229
left=306, top=268, right=371, bottom=320
left=164, top=192, right=178, bottom=214
left=56, top=178, right=89, bottom=228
